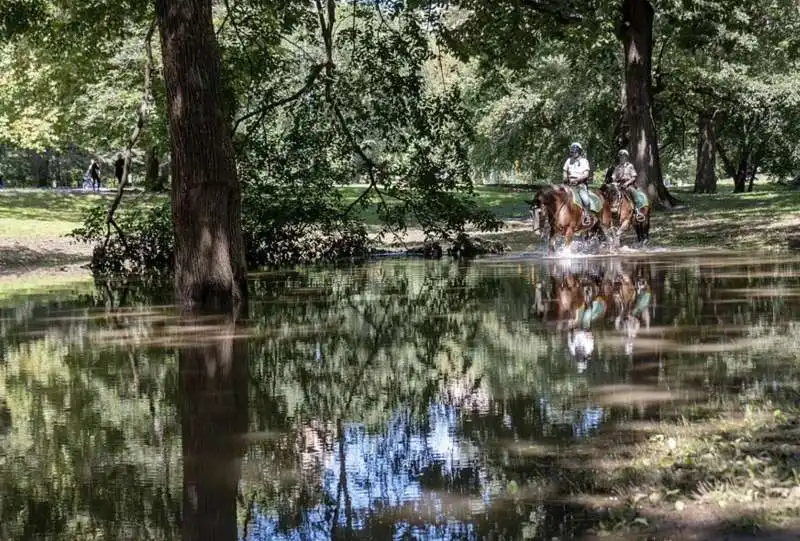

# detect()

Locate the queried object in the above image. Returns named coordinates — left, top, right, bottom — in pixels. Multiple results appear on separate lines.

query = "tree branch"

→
left=716, top=141, right=737, bottom=179
left=232, top=62, right=327, bottom=133
left=104, top=18, right=156, bottom=251
left=312, top=0, right=384, bottom=221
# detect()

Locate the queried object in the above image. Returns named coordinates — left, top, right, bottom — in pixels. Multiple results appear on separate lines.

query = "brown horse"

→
left=599, top=182, right=651, bottom=245
left=527, top=184, right=613, bottom=253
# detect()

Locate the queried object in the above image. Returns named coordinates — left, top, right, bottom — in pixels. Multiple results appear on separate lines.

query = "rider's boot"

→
left=581, top=208, right=594, bottom=227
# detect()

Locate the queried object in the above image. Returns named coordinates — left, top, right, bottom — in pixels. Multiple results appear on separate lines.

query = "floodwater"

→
left=1, top=254, right=800, bottom=540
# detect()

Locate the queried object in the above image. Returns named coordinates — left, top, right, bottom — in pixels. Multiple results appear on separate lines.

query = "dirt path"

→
left=0, top=236, right=93, bottom=282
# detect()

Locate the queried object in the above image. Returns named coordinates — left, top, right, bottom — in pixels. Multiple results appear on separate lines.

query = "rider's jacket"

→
left=611, top=162, right=637, bottom=186
left=563, top=156, right=590, bottom=184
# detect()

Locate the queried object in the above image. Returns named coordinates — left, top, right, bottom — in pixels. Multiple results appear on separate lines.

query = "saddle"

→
left=605, top=183, right=649, bottom=221
left=576, top=297, right=607, bottom=330
left=627, top=187, right=649, bottom=211
left=563, top=185, right=603, bottom=213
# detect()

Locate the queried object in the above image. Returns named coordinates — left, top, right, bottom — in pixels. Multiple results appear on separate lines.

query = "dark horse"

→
left=599, top=182, right=651, bottom=245
left=527, top=184, right=613, bottom=253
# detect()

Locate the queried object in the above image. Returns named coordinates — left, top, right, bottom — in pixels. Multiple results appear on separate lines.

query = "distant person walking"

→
left=114, top=153, right=125, bottom=186
left=86, top=159, right=101, bottom=191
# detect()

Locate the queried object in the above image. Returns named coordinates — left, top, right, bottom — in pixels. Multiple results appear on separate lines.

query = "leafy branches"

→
left=104, top=18, right=157, bottom=252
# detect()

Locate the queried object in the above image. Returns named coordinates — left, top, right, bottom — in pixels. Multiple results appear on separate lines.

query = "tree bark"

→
left=693, top=109, right=717, bottom=194
left=145, top=146, right=163, bottom=192
left=746, top=168, right=756, bottom=192
left=180, top=315, right=248, bottom=541
left=155, top=0, right=247, bottom=313
left=618, top=0, right=677, bottom=209
left=732, top=156, right=748, bottom=193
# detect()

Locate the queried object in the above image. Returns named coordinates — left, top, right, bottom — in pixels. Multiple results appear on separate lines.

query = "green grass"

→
left=0, top=189, right=166, bottom=238
left=657, top=183, right=800, bottom=252
left=0, top=273, right=95, bottom=303
left=341, top=180, right=800, bottom=252
left=1, top=182, right=797, bottom=253
left=339, top=183, right=534, bottom=226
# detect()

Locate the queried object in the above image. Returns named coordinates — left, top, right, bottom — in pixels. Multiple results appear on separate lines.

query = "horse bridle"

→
left=530, top=191, right=564, bottom=235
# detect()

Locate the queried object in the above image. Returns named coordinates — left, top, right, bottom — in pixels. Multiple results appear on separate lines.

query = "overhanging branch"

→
left=232, top=62, right=327, bottom=133
left=104, top=18, right=156, bottom=252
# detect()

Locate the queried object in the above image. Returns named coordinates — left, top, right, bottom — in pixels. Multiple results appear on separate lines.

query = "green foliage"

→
left=70, top=193, right=372, bottom=274
left=69, top=198, right=173, bottom=277
left=230, top=3, right=501, bottom=245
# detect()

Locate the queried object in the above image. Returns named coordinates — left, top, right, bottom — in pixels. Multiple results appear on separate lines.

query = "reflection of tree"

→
left=1, top=257, right=800, bottom=539
left=179, top=316, right=248, bottom=541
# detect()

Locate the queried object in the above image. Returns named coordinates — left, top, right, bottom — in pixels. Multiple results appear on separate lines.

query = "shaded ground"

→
left=571, top=403, right=800, bottom=540
left=0, top=188, right=152, bottom=284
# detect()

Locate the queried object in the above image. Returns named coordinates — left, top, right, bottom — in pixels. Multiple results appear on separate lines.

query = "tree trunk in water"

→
left=693, top=110, right=717, bottom=194
left=618, top=0, right=677, bottom=209
left=180, top=315, right=248, bottom=541
left=155, top=0, right=248, bottom=312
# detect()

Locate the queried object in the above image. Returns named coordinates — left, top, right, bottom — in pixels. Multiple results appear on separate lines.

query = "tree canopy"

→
left=1, top=0, right=799, bottom=273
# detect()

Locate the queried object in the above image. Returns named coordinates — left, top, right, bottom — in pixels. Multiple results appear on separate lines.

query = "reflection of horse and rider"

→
left=534, top=261, right=653, bottom=369
left=530, top=143, right=652, bottom=251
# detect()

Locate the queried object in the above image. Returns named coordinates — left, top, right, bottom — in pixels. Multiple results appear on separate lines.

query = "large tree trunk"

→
left=155, top=0, right=248, bottom=312
left=180, top=316, right=248, bottom=541
left=618, top=0, right=677, bottom=209
left=693, top=109, right=717, bottom=194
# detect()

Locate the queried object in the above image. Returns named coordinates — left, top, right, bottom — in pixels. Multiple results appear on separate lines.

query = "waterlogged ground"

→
left=2, top=254, right=800, bottom=540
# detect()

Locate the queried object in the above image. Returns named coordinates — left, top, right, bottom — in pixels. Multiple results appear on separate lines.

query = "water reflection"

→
left=179, top=314, right=248, bottom=541
left=0, top=255, right=800, bottom=539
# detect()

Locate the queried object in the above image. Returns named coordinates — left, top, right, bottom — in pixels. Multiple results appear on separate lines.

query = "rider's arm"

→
left=577, top=158, right=590, bottom=182
left=624, top=164, right=638, bottom=186
left=562, top=160, right=570, bottom=182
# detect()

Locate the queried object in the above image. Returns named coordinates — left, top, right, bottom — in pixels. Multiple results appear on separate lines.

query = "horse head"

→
left=601, top=181, right=626, bottom=214
left=527, top=185, right=557, bottom=234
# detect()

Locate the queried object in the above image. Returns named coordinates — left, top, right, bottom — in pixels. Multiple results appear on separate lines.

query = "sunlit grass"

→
left=0, top=273, right=94, bottom=303
left=340, top=181, right=800, bottom=253
left=0, top=181, right=796, bottom=252
left=0, top=189, right=166, bottom=238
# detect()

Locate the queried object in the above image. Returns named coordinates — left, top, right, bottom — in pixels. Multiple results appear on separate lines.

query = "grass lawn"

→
left=656, top=183, right=800, bottom=252
left=339, top=184, right=533, bottom=225
left=342, top=180, right=800, bottom=252
left=0, top=189, right=164, bottom=239
left=0, top=271, right=94, bottom=303
left=0, top=181, right=797, bottom=252
left=537, top=401, right=800, bottom=539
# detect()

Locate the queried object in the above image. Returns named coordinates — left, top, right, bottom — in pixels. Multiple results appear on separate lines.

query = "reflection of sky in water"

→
left=246, top=401, right=604, bottom=540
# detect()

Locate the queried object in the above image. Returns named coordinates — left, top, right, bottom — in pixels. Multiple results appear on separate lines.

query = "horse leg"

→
left=545, top=228, right=555, bottom=254
left=635, top=210, right=651, bottom=245
left=564, top=227, right=575, bottom=251
left=617, top=217, right=632, bottom=248
left=546, top=225, right=557, bottom=254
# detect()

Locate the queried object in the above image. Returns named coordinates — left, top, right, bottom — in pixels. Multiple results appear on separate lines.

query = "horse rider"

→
left=609, top=149, right=645, bottom=221
left=562, top=142, right=593, bottom=226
